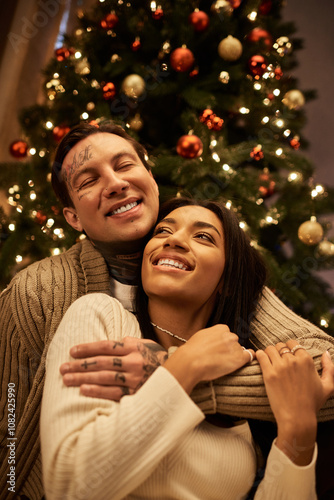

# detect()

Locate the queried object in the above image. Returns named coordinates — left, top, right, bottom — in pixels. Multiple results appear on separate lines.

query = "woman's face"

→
left=141, top=205, right=226, bottom=313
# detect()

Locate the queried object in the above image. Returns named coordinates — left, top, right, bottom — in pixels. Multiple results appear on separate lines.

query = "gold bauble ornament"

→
left=218, top=35, right=243, bottom=61
left=318, top=239, right=334, bottom=256
left=121, top=74, right=146, bottom=99
left=282, top=89, right=305, bottom=110
left=129, top=113, right=143, bottom=131
left=298, top=217, right=324, bottom=245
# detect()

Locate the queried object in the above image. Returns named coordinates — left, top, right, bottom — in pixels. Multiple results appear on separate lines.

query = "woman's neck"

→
left=148, top=299, right=211, bottom=349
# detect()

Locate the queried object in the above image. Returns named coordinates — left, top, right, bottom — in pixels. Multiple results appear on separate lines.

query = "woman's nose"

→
left=163, top=231, right=189, bottom=250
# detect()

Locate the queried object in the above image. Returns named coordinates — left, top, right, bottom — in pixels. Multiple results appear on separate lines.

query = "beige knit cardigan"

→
left=1, top=238, right=333, bottom=499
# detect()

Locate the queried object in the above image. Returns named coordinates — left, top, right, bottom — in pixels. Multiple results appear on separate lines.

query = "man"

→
left=1, top=122, right=333, bottom=499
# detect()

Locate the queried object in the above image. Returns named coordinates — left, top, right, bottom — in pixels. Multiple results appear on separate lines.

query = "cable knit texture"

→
left=1, top=238, right=333, bottom=499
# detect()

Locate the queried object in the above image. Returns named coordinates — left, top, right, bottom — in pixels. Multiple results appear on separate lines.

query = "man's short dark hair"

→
left=51, top=122, right=150, bottom=208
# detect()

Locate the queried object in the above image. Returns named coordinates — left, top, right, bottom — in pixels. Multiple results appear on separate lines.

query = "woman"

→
left=41, top=198, right=334, bottom=499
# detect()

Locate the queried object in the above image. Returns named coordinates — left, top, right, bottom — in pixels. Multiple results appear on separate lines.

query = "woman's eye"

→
left=196, top=232, right=214, bottom=242
left=153, top=227, right=171, bottom=236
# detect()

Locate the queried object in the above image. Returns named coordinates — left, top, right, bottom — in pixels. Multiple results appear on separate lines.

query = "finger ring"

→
left=280, top=348, right=292, bottom=356
left=290, top=344, right=306, bottom=355
left=243, top=348, right=254, bottom=363
left=278, top=346, right=289, bottom=355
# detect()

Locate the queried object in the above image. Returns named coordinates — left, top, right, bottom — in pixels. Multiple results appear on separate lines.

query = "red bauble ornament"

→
left=228, top=0, right=242, bottom=7
left=247, top=28, right=272, bottom=48
left=131, top=37, right=141, bottom=51
left=250, top=145, right=264, bottom=161
left=258, top=169, right=275, bottom=197
left=35, top=211, right=47, bottom=225
left=189, top=68, right=199, bottom=78
left=100, top=13, right=119, bottom=30
left=152, top=8, right=164, bottom=19
left=53, top=125, right=70, bottom=142
left=259, top=0, right=272, bottom=15
left=290, top=137, right=300, bottom=150
left=248, top=55, right=267, bottom=78
left=9, top=140, right=28, bottom=158
left=274, top=67, right=283, bottom=80
left=55, top=47, right=74, bottom=62
left=189, top=10, right=210, bottom=31
left=176, top=135, right=203, bottom=159
left=102, top=82, right=116, bottom=100
left=170, top=47, right=195, bottom=72
left=200, top=109, right=214, bottom=123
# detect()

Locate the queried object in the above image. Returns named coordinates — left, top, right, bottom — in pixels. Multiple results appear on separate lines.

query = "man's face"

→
left=62, top=133, right=159, bottom=251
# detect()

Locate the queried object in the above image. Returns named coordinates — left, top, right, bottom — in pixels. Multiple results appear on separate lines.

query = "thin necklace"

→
left=150, top=322, right=187, bottom=343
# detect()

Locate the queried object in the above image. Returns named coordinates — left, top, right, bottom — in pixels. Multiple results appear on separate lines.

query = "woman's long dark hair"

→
left=136, top=197, right=267, bottom=347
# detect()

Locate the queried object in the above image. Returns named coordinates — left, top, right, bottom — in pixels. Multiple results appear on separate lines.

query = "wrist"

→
left=164, top=345, right=202, bottom=394
left=276, top=416, right=317, bottom=466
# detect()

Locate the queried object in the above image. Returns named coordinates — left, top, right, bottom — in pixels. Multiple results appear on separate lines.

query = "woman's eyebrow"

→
left=193, top=221, right=221, bottom=236
left=158, top=217, right=221, bottom=236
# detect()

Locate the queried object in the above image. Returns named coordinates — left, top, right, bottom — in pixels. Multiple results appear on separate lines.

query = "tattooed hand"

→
left=59, top=337, right=168, bottom=401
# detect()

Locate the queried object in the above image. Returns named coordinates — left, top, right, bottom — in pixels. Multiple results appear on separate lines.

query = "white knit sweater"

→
left=41, top=293, right=317, bottom=500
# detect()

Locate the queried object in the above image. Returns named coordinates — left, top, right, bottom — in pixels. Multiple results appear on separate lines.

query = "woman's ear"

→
left=63, top=207, right=83, bottom=232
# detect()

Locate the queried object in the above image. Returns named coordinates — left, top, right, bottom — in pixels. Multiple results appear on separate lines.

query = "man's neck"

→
left=91, top=239, right=142, bottom=284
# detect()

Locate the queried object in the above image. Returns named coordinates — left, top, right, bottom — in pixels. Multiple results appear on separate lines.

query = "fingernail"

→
left=70, top=346, right=79, bottom=356
left=326, top=350, right=332, bottom=359
left=61, top=363, right=70, bottom=373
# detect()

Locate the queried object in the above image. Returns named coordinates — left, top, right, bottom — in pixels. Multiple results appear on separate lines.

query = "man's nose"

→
left=103, top=173, right=130, bottom=196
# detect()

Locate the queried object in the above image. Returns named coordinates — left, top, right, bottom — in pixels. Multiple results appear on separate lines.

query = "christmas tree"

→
left=1, top=0, right=334, bottom=333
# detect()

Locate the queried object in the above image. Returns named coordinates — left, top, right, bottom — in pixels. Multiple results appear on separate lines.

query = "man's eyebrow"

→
left=159, top=217, right=221, bottom=236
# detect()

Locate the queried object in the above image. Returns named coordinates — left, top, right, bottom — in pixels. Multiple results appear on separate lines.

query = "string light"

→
left=29, top=148, right=36, bottom=155
left=9, top=224, right=16, bottom=231
left=247, top=11, right=257, bottom=21
left=222, top=164, right=230, bottom=172
left=254, top=82, right=261, bottom=90
left=225, top=201, right=232, bottom=210
left=320, top=318, right=329, bottom=328
left=261, top=116, right=269, bottom=124
left=288, top=172, right=301, bottom=182
left=239, top=107, right=250, bottom=114
left=275, top=148, right=283, bottom=156
left=212, top=152, right=220, bottom=162
left=29, top=191, right=37, bottom=200
left=15, top=255, right=23, bottom=263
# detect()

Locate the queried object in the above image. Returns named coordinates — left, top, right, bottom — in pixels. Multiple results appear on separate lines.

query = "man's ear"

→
left=63, top=207, right=83, bottom=232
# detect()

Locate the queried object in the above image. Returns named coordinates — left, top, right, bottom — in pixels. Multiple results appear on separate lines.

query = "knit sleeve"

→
left=0, top=250, right=81, bottom=499
left=254, top=441, right=317, bottom=499
left=193, top=287, right=334, bottom=421
left=40, top=293, right=204, bottom=500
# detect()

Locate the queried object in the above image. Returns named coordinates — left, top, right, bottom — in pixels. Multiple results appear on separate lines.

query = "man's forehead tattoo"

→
left=63, top=144, right=93, bottom=190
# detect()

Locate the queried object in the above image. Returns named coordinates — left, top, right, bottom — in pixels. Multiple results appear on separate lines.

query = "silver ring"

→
left=290, top=345, right=306, bottom=355
left=242, top=347, right=254, bottom=363
left=280, top=348, right=292, bottom=356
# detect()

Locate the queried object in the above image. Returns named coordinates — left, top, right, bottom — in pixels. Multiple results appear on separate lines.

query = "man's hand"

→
left=60, top=337, right=168, bottom=401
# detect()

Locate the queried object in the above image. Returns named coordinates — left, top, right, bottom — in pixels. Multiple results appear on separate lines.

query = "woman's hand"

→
left=256, top=340, right=334, bottom=465
left=164, top=324, right=255, bottom=394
